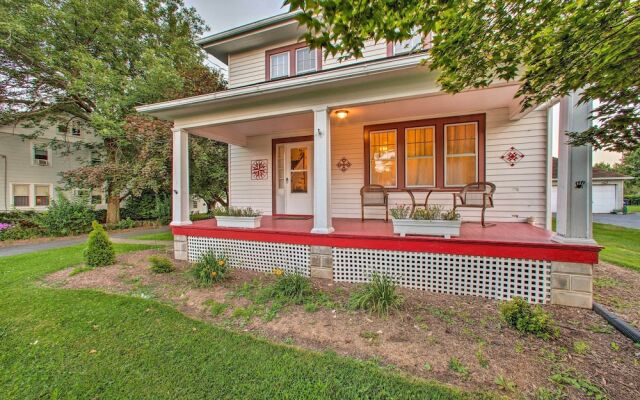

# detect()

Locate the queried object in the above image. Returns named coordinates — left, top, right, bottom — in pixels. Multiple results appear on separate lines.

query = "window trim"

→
left=443, top=122, right=479, bottom=187
left=31, top=142, right=52, bottom=167
left=404, top=125, right=436, bottom=189
left=265, top=42, right=322, bottom=81
left=364, top=113, right=485, bottom=191
left=10, top=183, right=54, bottom=208
left=368, top=128, right=399, bottom=188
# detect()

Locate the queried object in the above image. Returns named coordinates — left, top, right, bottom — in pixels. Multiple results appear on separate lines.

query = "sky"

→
left=184, top=1, right=621, bottom=166
left=184, top=0, right=285, bottom=71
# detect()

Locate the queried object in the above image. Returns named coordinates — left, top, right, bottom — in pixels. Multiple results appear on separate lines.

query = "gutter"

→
left=136, top=54, right=428, bottom=115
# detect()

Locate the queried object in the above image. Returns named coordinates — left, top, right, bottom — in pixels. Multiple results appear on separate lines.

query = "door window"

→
left=289, top=147, right=308, bottom=193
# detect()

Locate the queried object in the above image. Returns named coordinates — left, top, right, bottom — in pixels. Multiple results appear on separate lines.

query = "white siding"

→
left=0, top=132, right=95, bottom=211
left=228, top=129, right=312, bottom=213
left=227, top=39, right=389, bottom=89
left=227, top=108, right=548, bottom=225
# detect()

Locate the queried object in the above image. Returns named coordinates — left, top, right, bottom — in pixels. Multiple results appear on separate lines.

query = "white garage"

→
left=552, top=158, right=632, bottom=214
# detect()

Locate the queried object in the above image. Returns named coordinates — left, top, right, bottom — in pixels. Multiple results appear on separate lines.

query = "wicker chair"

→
left=452, top=182, right=496, bottom=227
left=360, top=185, right=389, bottom=222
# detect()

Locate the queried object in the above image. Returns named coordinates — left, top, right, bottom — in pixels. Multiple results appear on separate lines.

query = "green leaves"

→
left=286, top=0, right=640, bottom=151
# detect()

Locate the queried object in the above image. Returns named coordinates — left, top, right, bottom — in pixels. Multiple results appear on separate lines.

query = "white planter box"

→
left=215, top=215, right=262, bottom=229
left=392, top=219, right=461, bottom=238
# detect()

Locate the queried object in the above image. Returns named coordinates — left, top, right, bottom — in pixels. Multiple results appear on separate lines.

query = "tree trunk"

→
left=106, top=195, right=120, bottom=224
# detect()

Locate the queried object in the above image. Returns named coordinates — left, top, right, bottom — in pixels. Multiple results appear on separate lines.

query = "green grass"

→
left=552, top=218, right=640, bottom=272
left=0, top=245, right=471, bottom=399
left=129, top=231, right=174, bottom=241
left=593, top=223, right=640, bottom=271
left=627, top=205, right=640, bottom=213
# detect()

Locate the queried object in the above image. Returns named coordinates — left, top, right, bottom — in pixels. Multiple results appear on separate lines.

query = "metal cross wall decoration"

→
left=336, top=156, right=352, bottom=172
left=500, top=147, right=525, bottom=167
left=251, top=159, right=268, bottom=180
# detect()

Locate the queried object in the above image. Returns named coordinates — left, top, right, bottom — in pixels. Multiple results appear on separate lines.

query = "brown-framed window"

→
left=364, top=114, right=485, bottom=191
left=265, top=43, right=322, bottom=81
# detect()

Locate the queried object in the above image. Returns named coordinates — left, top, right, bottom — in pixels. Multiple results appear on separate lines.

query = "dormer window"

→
left=270, top=52, right=290, bottom=79
left=266, top=43, right=320, bottom=81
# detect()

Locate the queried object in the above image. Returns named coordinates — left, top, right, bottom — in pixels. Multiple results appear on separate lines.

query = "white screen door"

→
left=280, top=141, right=313, bottom=214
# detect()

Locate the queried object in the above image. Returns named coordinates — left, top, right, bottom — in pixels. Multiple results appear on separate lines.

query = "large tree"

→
left=0, top=0, right=222, bottom=223
left=286, top=0, right=639, bottom=151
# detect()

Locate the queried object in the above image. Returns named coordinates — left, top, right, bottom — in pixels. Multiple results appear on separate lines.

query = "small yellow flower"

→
left=272, top=268, right=284, bottom=277
left=210, top=271, right=218, bottom=278
left=218, top=260, right=225, bottom=266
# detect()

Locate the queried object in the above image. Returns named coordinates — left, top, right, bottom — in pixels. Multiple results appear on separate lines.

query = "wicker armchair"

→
left=452, top=182, right=496, bottom=227
left=360, top=185, right=389, bottom=222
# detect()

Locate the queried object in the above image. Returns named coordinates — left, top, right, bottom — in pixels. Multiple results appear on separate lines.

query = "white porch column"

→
left=311, top=106, right=334, bottom=234
left=171, top=127, right=191, bottom=226
left=553, top=92, right=595, bottom=244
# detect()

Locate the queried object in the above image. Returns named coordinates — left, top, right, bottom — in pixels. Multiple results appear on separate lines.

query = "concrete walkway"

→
left=0, top=227, right=171, bottom=257
left=593, top=213, right=640, bottom=229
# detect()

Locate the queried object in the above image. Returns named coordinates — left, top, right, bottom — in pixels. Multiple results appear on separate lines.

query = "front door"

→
left=277, top=141, right=313, bottom=215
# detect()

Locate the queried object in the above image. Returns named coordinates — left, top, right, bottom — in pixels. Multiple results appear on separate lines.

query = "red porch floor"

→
left=172, top=217, right=600, bottom=263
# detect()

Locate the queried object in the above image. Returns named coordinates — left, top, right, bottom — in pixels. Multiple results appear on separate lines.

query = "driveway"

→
left=593, top=213, right=640, bottom=229
left=0, top=227, right=171, bottom=257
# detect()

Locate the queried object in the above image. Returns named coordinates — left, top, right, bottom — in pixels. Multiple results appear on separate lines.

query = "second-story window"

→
left=295, top=47, right=316, bottom=74
left=269, top=52, right=290, bottom=79
left=393, top=33, right=424, bottom=55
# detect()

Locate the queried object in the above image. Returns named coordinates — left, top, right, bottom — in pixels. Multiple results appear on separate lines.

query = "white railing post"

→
left=553, top=91, right=595, bottom=244
left=311, top=106, right=334, bottom=234
left=171, top=127, right=192, bottom=226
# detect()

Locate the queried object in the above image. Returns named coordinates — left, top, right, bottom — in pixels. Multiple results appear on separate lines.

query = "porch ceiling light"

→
left=335, top=110, right=349, bottom=119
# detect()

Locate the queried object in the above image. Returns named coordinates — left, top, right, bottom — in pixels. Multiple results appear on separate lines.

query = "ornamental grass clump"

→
left=500, top=297, right=559, bottom=340
left=191, top=251, right=229, bottom=287
left=267, top=271, right=313, bottom=304
left=349, top=273, right=404, bottom=316
left=84, top=221, right=116, bottom=268
left=149, top=255, right=174, bottom=273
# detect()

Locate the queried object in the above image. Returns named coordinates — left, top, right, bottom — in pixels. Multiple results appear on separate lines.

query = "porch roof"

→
left=173, top=217, right=601, bottom=264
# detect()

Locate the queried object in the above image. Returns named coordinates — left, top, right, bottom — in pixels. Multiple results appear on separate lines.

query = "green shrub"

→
left=191, top=251, right=229, bottom=286
left=500, top=297, right=558, bottom=340
left=149, top=256, right=174, bottom=273
left=115, top=217, right=136, bottom=229
left=84, top=221, right=116, bottom=268
left=190, top=212, right=212, bottom=222
left=0, top=224, right=42, bottom=240
left=266, top=273, right=312, bottom=304
left=349, top=273, right=404, bottom=316
left=37, top=193, right=94, bottom=236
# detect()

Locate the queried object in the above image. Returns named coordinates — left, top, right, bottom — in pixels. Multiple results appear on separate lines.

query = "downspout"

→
left=0, top=154, right=6, bottom=211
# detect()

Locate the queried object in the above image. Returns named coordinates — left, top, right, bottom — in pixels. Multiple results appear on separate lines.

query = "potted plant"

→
left=390, top=204, right=461, bottom=238
left=213, top=206, right=262, bottom=228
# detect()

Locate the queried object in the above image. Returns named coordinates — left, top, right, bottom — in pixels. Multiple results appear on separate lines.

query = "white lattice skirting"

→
left=187, top=237, right=311, bottom=276
left=333, top=248, right=551, bottom=304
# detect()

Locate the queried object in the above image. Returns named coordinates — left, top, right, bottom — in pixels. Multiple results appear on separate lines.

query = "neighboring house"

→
left=138, top=12, right=601, bottom=309
left=551, top=158, right=632, bottom=214
left=0, top=119, right=107, bottom=212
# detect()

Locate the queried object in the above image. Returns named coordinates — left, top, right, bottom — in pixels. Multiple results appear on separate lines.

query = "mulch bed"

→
left=43, top=249, right=640, bottom=399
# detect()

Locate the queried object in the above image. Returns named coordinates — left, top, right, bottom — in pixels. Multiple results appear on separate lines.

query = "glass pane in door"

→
left=290, top=147, right=308, bottom=193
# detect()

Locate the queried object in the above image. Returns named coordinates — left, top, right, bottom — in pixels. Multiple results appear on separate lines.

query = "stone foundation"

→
left=309, top=245, right=333, bottom=279
left=550, top=261, right=593, bottom=309
left=173, top=235, right=188, bottom=261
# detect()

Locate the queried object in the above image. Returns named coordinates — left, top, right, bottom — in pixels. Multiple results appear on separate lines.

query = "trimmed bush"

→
left=149, top=255, right=174, bottom=273
left=500, top=297, right=558, bottom=340
left=84, top=221, right=116, bottom=268
left=349, top=273, right=404, bottom=316
left=191, top=251, right=229, bottom=286
left=37, top=193, right=94, bottom=236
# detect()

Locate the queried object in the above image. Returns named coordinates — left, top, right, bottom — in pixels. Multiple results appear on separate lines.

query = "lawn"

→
left=0, top=245, right=469, bottom=399
left=593, top=223, right=640, bottom=272
left=628, top=204, right=640, bottom=213
left=129, top=231, right=174, bottom=241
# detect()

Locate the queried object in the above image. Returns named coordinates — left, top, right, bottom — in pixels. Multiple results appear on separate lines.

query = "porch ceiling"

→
left=188, top=84, right=521, bottom=145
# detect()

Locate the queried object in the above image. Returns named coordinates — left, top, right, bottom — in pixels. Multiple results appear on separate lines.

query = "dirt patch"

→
left=594, top=262, right=640, bottom=329
left=43, top=251, right=640, bottom=400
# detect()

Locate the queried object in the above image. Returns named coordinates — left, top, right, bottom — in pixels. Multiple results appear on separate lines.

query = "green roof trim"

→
left=196, top=11, right=302, bottom=47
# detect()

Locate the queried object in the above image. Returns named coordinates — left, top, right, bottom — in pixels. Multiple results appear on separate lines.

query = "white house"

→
left=551, top=158, right=632, bottom=214
left=138, top=12, right=602, bottom=308
left=0, top=119, right=107, bottom=211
